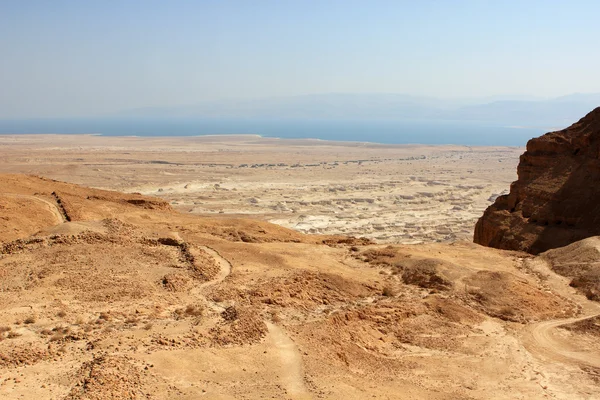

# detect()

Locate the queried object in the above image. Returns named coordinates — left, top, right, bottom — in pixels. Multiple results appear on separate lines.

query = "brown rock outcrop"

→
left=474, top=107, right=600, bottom=254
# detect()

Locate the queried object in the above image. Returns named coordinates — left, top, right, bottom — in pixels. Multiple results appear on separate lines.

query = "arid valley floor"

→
left=0, top=135, right=599, bottom=399
left=0, top=134, right=522, bottom=244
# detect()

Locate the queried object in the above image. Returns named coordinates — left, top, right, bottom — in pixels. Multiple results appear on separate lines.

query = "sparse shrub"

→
left=24, top=316, right=36, bottom=324
left=212, top=295, right=224, bottom=303
left=52, top=325, right=70, bottom=335
left=270, top=312, right=282, bottom=323
left=497, top=306, right=517, bottom=321
left=57, top=310, right=67, bottom=318
left=98, top=312, right=111, bottom=321
left=467, top=288, right=488, bottom=303
left=174, top=304, right=205, bottom=320
left=7, top=331, right=22, bottom=339
left=49, top=333, right=64, bottom=342
left=221, top=306, right=238, bottom=321
left=185, top=304, right=204, bottom=317
left=143, top=323, right=153, bottom=331
left=173, top=308, right=185, bottom=319
left=49, top=325, right=72, bottom=341
left=0, top=326, right=11, bottom=340
left=382, top=285, right=396, bottom=297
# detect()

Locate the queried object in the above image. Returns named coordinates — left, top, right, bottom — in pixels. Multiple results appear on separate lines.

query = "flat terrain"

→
left=0, top=174, right=599, bottom=399
left=0, top=134, right=521, bottom=243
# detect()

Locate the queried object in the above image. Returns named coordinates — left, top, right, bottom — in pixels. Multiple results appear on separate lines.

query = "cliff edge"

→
left=474, top=107, right=600, bottom=254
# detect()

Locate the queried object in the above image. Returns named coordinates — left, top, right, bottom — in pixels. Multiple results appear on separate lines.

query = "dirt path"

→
left=190, top=243, right=310, bottom=398
left=181, top=240, right=311, bottom=397
left=168, top=232, right=232, bottom=288
left=4, top=193, right=65, bottom=224
left=198, top=245, right=232, bottom=288
left=528, top=313, right=600, bottom=368
left=523, top=257, right=600, bottom=368
left=265, top=322, right=312, bottom=399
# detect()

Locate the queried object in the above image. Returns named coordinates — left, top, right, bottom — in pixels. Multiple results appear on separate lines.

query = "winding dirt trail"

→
left=197, top=245, right=232, bottom=288
left=168, top=232, right=232, bottom=288
left=522, top=257, right=600, bottom=369
left=528, top=312, right=600, bottom=368
left=191, top=242, right=310, bottom=397
left=4, top=193, right=65, bottom=224
left=265, top=322, right=312, bottom=399
left=190, top=240, right=311, bottom=397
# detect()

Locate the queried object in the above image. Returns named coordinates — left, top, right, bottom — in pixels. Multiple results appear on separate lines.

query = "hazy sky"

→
left=1, top=0, right=600, bottom=117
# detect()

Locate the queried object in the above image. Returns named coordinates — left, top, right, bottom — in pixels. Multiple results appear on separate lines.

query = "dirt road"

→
left=523, top=257, right=600, bottom=369
left=266, top=322, right=312, bottom=399
left=528, top=312, right=600, bottom=368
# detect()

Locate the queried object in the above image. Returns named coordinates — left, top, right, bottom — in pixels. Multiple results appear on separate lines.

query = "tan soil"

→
left=0, top=134, right=520, bottom=244
left=0, top=136, right=598, bottom=399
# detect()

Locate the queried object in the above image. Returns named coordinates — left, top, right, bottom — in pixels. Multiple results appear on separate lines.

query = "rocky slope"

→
left=474, top=107, right=600, bottom=254
left=2, top=174, right=600, bottom=399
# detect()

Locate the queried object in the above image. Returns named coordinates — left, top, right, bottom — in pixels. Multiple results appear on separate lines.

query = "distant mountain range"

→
left=111, top=93, right=600, bottom=127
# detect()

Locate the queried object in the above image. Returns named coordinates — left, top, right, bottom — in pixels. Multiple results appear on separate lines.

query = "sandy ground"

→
left=0, top=169, right=599, bottom=399
left=0, top=134, right=521, bottom=243
left=1, top=136, right=599, bottom=399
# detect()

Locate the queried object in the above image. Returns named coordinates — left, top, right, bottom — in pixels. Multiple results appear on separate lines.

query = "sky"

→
left=1, top=0, right=600, bottom=118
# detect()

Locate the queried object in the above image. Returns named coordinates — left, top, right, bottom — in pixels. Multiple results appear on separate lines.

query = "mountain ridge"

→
left=108, top=92, right=600, bottom=125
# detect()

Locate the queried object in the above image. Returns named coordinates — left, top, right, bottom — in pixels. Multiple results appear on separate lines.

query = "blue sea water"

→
left=0, top=118, right=549, bottom=146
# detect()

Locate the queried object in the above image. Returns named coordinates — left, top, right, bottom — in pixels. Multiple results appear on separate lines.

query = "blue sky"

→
left=1, top=0, right=600, bottom=117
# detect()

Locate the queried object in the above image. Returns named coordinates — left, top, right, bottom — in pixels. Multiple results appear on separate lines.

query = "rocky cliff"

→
left=474, top=107, right=600, bottom=254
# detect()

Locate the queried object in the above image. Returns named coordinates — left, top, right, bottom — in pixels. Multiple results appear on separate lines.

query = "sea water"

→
left=0, top=117, right=549, bottom=146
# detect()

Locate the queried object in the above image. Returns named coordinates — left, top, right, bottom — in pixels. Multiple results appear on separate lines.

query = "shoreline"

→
left=0, top=117, right=546, bottom=146
left=0, top=132, right=525, bottom=150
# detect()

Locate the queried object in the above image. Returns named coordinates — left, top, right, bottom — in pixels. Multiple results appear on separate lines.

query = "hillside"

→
left=0, top=174, right=599, bottom=399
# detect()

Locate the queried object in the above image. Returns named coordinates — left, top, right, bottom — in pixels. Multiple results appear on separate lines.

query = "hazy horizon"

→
left=2, top=1, right=600, bottom=119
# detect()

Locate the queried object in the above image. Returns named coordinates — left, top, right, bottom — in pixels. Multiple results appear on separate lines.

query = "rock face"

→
left=474, top=107, right=600, bottom=254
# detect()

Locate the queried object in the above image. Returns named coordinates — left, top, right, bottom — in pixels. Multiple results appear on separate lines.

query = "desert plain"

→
left=0, top=134, right=598, bottom=399
left=0, top=134, right=522, bottom=244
